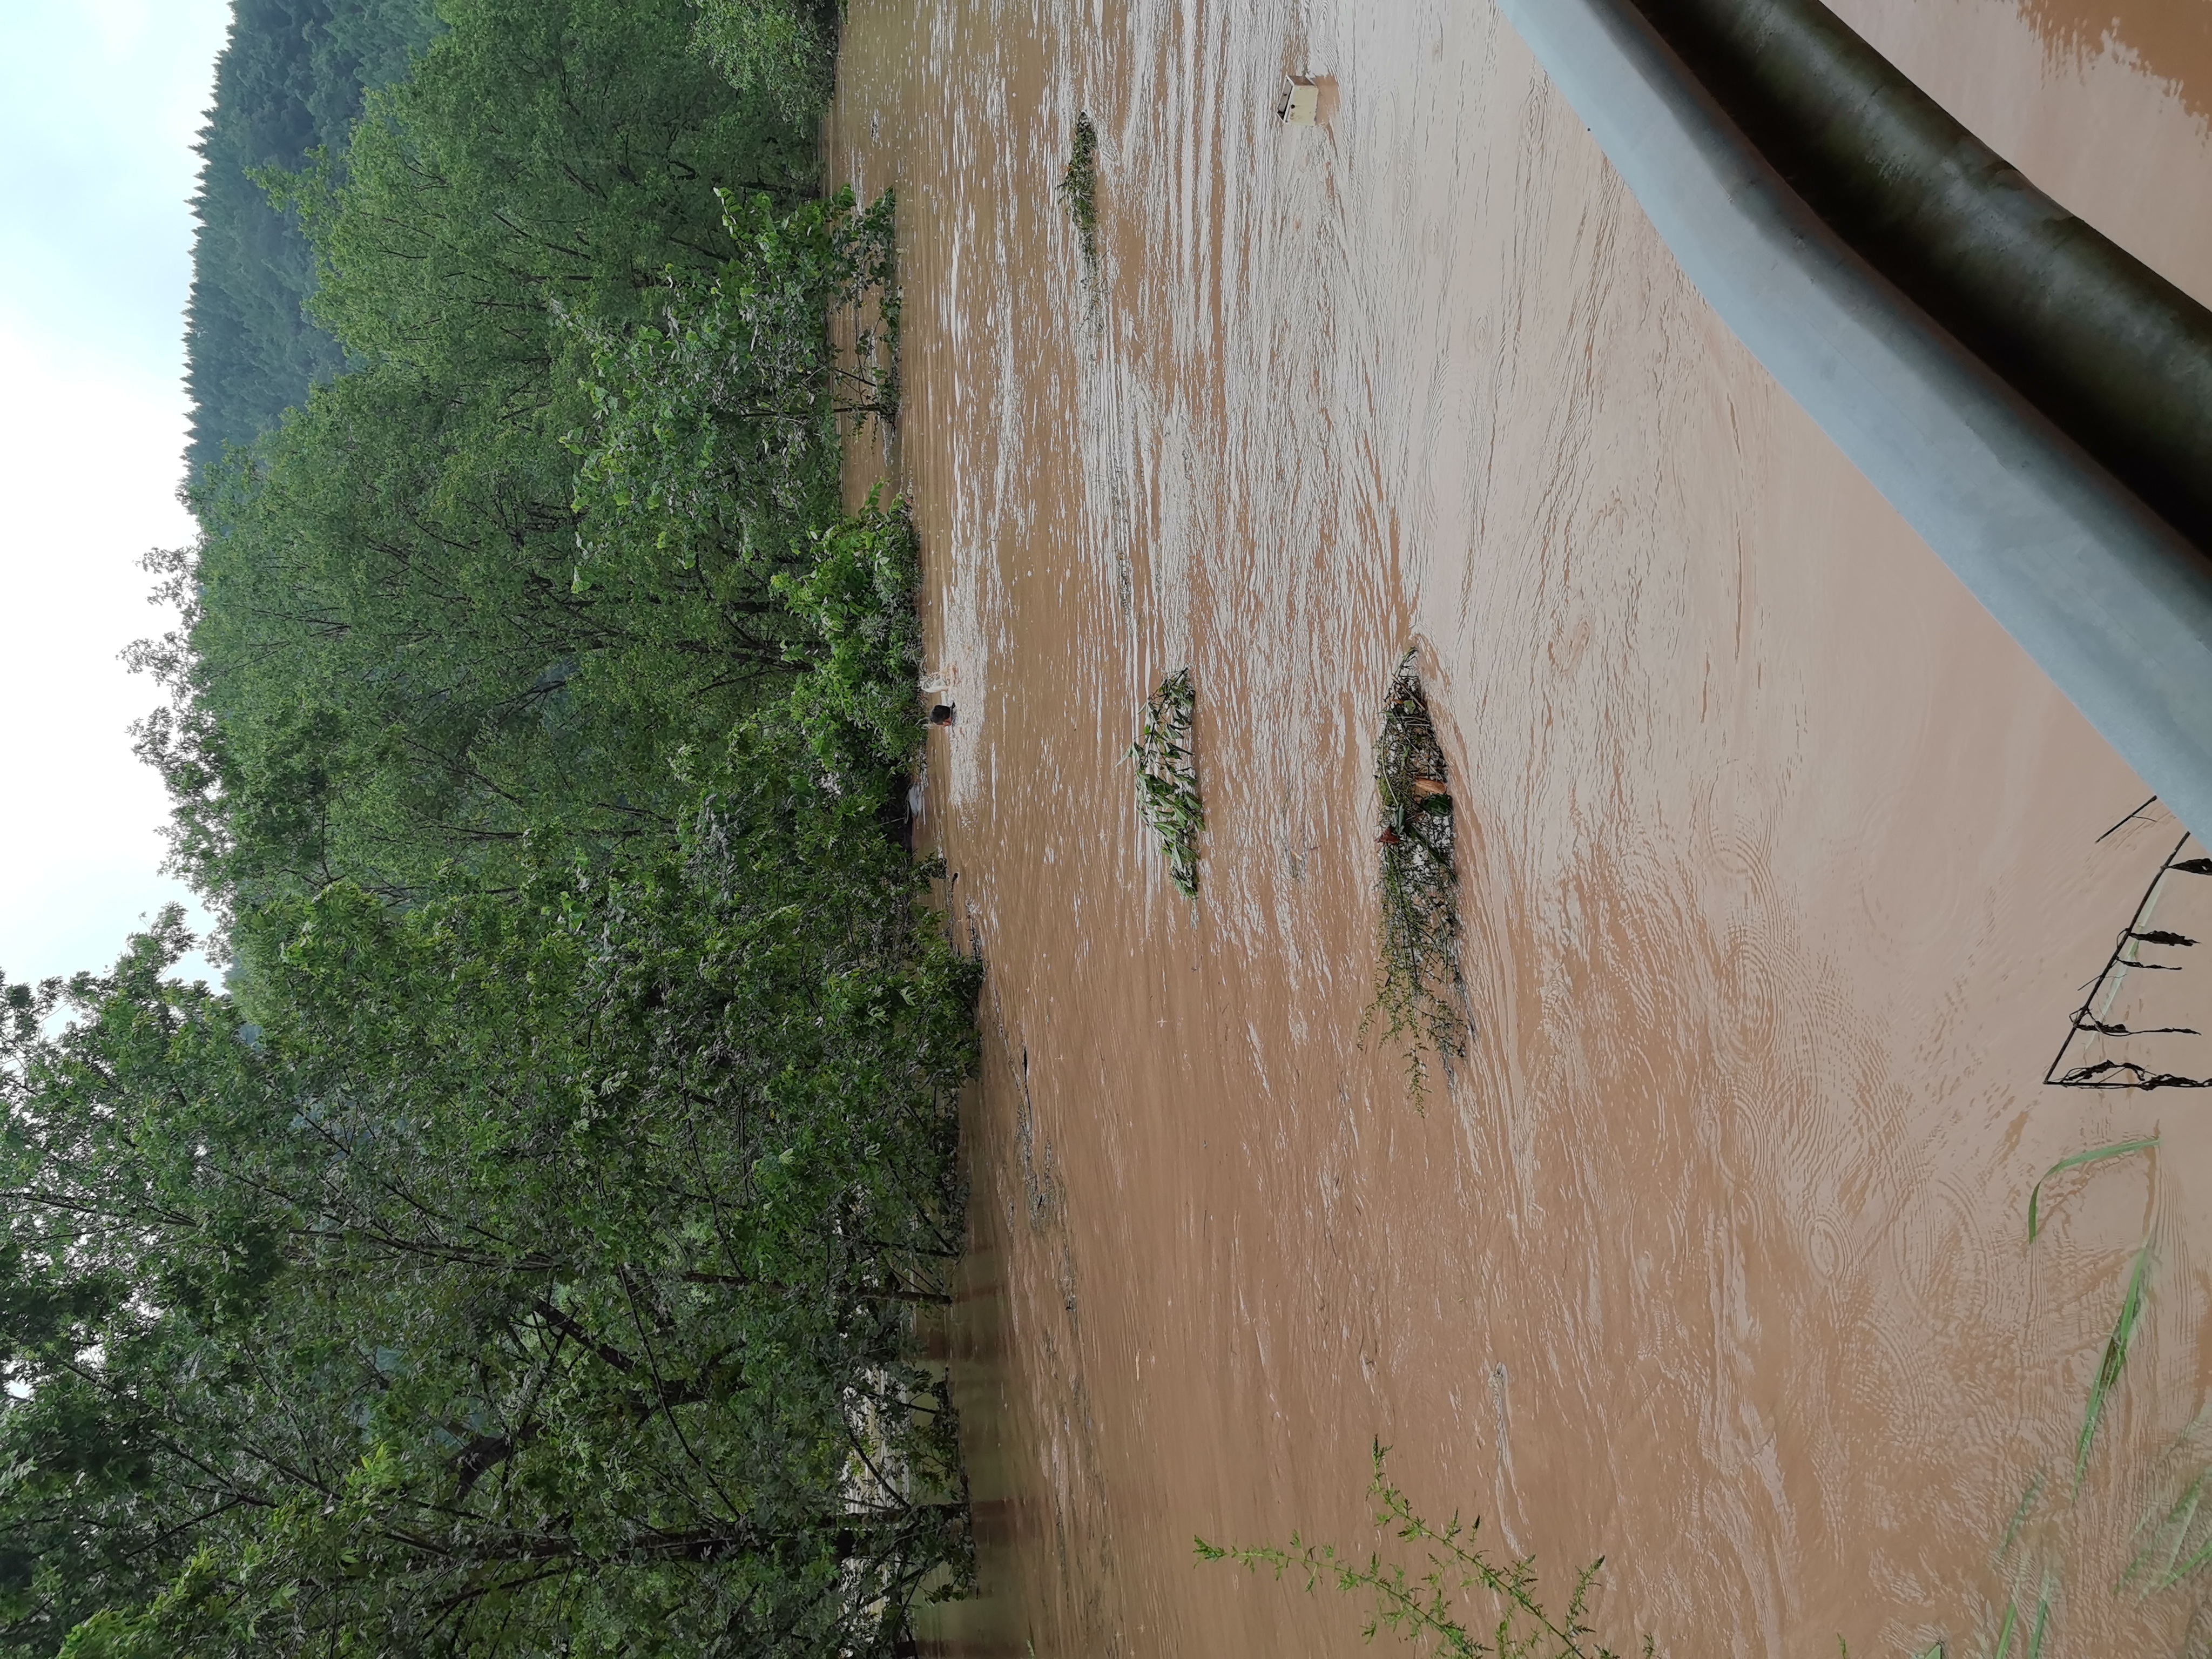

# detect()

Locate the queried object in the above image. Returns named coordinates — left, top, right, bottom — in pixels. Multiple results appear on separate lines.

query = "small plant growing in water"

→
left=1197, top=1442, right=1651, bottom=1659
left=1369, top=652, right=1466, bottom=1091
left=1130, top=667, right=1203, bottom=896
left=1059, top=112, right=1101, bottom=267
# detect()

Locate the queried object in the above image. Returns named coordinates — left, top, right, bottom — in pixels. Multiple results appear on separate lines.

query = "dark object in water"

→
left=2132, top=928, right=2197, bottom=948
left=878, top=777, right=915, bottom=852
left=1129, top=667, right=1204, bottom=896
left=929, top=704, right=956, bottom=726
left=1420, top=793, right=1454, bottom=815
left=2056, top=1058, right=2212, bottom=1090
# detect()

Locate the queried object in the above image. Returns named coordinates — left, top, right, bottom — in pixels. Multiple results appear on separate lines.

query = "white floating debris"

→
left=1278, top=75, right=1319, bottom=125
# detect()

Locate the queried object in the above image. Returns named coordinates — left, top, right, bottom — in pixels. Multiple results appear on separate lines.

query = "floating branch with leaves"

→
left=1058, top=112, right=1100, bottom=269
left=1197, top=1442, right=1651, bottom=1659
left=1129, top=667, right=1204, bottom=896
left=1369, top=653, right=1466, bottom=1091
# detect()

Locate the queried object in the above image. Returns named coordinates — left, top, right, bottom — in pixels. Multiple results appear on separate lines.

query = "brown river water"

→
left=828, top=0, right=2212, bottom=1651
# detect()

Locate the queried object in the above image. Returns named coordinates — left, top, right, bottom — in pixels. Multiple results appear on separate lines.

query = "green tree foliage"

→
left=293, top=0, right=820, bottom=384
left=141, top=0, right=891, bottom=913
left=0, top=747, right=977, bottom=1655
left=185, top=0, right=438, bottom=480
left=773, top=488, right=925, bottom=777
left=692, top=0, right=840, bottom=123
left=33, top=3, right=971, bottom=1650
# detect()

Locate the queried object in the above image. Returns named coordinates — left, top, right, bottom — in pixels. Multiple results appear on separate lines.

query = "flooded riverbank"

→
left=832, top=0, right=2212, bottom=1650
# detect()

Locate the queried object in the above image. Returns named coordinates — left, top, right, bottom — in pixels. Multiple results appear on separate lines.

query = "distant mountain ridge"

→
left=184, top=0, right=437, bottom=483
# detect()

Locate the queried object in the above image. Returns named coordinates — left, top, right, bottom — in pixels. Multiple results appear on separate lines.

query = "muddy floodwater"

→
left=830, top=0, right=2212, bottom=1651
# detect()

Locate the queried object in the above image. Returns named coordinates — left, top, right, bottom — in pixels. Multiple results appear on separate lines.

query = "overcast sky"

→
left=0, top=0, right=233, bottom=987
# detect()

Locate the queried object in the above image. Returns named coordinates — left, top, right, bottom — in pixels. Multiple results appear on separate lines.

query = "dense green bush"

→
left=774, top=488, right=925, bottom=780
left=692, top=0, right=840, bottom=123
left=0, top=750, right=977, bottom=1655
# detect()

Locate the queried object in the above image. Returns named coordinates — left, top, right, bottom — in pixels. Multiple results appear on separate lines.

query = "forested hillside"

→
left=3, top=3, right=973, bottom=1655
left=184, top=0, right=438, bottom=478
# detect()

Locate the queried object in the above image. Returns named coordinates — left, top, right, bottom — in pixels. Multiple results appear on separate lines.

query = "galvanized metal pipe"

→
left=1496, top=0, right=2212, bottom=841
left=1641, top=0, right=2212, bottom=553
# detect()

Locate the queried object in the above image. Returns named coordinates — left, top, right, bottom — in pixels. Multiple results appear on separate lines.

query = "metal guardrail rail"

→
left=1497, top=0, right=2212, bottom=839
left=1641, top=0, right=2212, bottom=552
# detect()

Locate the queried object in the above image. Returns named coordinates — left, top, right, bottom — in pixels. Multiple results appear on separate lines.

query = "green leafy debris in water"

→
left=1367, top=652, right=1466, bottom=1097
left=1058, top=111, right=1100, bottom=268
left=1129, top=667, right=1203, bottom=896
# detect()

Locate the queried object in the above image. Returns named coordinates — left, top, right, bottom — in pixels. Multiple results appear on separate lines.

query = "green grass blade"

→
left=2157, top=1514, right=2212, bottom=1590
left=2150, top=1495, right=2212, bottom=1601
left=2120, top=1469, right=2206, bottom=1591
left=2076, top=1236, right=2156, bottom=1489
left=1992, top=1600, right=2017, bottom=1659
left=1999, top=1473, right=2044, bottom=1560
left=2027, top=1138, right=2157, bottom=1242
left=2025, top=1594, right=2048, bottom=1659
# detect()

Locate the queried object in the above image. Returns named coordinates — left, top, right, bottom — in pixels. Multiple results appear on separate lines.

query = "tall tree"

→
left=65, top=7, right=974, bottom=1650
left=146, top=0, right=867, bottom=911
left=2, top=748, right=976, bottom=1657
left=184, top=0, right=439, bottom=481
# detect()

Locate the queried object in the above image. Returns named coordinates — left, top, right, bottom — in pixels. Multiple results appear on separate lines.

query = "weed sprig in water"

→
left=1197, top=1442, right=1651, bottom=1659
left=1059, top=112, right=1101, bottom=269
left=1369, top=653, right=1466, bottom=1091
left=1130, top=667, right=1203, bottom=896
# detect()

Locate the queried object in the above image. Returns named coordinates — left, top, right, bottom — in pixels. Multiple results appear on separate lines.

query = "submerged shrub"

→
left=1058, top=112, right=1100, bottom=268
left=1129, top=668, right=1204, bottom=896
left=1368, top=653, right=1466, bottom=1093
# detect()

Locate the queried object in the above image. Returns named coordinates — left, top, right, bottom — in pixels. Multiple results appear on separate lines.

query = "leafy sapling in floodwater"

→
left=1368, top=653, right=1466, bottom=1095
left=1130, top=669, right=1204, bottom=896
left=1197, top=1442, right=1654, bottom=1659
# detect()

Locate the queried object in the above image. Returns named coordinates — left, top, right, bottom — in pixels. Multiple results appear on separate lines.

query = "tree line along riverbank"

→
left=0, top=2, right=980, bottom=1654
